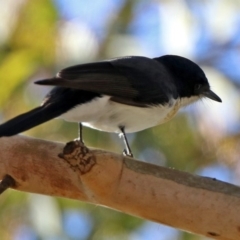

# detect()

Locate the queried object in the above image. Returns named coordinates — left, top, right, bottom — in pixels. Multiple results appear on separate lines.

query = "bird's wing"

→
left=36, top=57, right=176, bottom=107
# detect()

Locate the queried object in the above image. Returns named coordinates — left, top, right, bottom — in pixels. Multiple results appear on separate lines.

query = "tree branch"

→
left=0, top=136, right=240, bottom=239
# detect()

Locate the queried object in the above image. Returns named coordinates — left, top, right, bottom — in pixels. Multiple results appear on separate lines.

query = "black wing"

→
left=36, top=56, right=177, bottom=107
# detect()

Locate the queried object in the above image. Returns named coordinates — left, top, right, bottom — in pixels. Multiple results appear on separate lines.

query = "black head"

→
left=155, top=55, right=222, bottom=102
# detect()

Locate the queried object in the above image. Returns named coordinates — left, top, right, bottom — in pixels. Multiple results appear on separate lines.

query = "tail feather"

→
left=0, top=105, right=63, bottom=137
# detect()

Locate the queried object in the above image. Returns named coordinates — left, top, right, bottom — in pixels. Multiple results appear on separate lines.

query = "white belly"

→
left=60, top=96, right=183, bottom=133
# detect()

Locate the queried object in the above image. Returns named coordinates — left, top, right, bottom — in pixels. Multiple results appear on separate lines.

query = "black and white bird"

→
left=0, top=55, right=222, bottom=156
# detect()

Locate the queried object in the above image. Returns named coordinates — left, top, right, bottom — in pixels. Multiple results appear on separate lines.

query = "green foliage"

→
left=0, top=0, right=57, bottom=106
left=10, top=0, right=58, bottom=64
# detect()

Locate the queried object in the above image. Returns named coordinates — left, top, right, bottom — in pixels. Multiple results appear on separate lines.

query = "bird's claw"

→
left=123, top=149, right=133, bottom=158
left=74, top=137, right=84, bottom=144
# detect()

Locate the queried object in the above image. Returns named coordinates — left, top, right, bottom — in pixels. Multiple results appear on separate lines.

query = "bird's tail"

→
left=0, top=105, right=63, bottom=137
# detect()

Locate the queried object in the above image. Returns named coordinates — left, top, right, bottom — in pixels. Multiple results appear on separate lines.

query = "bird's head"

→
left=156, top=55, right=222, bottom=103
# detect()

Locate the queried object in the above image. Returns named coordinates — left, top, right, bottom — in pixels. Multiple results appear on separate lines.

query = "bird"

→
left=0, top=55, right=222, bottom=157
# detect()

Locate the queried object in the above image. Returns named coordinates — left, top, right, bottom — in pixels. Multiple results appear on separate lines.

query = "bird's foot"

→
left=123, top=149, right=133, bottom=158
left=74, top=137, right=84, bottom=144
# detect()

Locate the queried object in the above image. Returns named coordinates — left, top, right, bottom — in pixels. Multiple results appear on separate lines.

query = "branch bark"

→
left=0, top=136, right=240, bottom=240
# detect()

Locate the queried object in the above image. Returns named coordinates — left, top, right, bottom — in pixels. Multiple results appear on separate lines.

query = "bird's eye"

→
left=195, top=84, right=202, bottom=91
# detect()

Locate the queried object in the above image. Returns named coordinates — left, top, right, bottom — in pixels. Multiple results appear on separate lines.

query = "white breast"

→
left=60, top=95, right=199, bottom=133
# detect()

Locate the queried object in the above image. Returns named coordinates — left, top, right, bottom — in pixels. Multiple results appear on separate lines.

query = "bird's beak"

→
left=203, top=90, right=222, bottom=102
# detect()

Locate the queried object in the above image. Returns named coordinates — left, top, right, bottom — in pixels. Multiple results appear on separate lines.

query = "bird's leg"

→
left=78, top=122, right=84, bottom=143
left=119, top=127, right=133, bottom=158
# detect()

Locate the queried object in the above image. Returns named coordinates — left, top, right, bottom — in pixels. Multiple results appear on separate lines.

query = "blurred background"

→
left=0, top=0, right=239, bottom=239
